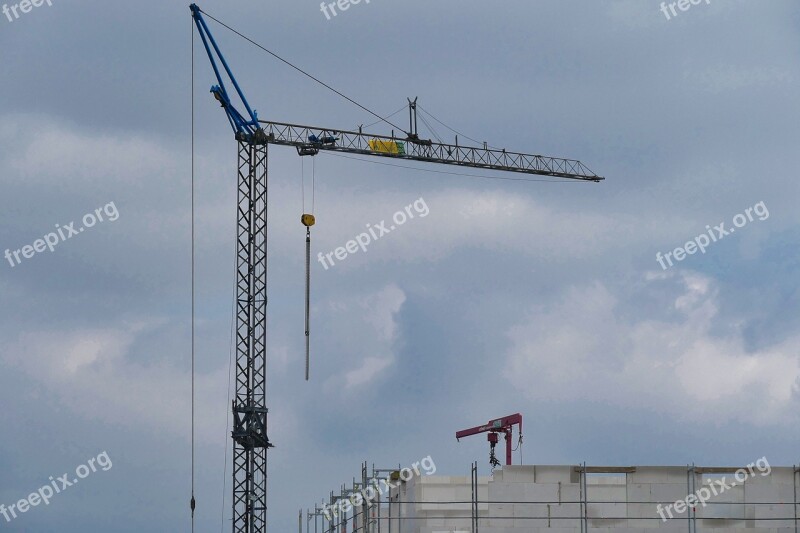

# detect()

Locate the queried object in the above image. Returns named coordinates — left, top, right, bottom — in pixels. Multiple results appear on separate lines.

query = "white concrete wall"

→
left=378, top=465, right=799, bottom=533
left=381, top=475, right=489, bottom=533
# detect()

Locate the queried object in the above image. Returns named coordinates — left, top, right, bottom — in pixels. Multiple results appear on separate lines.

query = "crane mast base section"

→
left=231, top=139, right=273, bottom=533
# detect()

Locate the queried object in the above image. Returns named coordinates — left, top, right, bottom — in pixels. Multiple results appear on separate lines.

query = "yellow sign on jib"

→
left=369, top=139, right=406, bottom=155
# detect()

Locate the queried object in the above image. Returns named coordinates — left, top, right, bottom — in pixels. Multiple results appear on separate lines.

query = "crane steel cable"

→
left=190, top=17, right=196, bottom=532
left=418, top=104, right=499, bottom=149
left=196, top=7, right=409, bottom=135
left=305, top=227, right=311, bottom=381
left=194, top=18, right=239, bottom=529
left=417, top=112, right=444, bottom=144
left=220, top=203, right=240, bottom=532
left=306, top=158, right=315, bottom=380
left=359, top=104, right=407, bottom=131
left=300, top=157, right=315, bottom=381
left=312, top=157, right=316, bottom=214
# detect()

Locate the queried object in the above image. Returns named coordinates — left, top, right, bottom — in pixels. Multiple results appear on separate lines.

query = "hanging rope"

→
left=190, top=15, right=196, bottom=531
left=300, top=152, right=316, bottom=381
left=301, top=153, right=315, bottom=381
left=312, top=157, right=315, bottom=215
left=512, top=433, right=523, bottom=452
left=219, top=173, right=241, bottom=532
left=511, top=431, right=524, bottom=465
left=308, top=161, right=313, bottom=380
left=301, top=213, right=315, bottom=381
left=305, top=226, right=311, bottom=381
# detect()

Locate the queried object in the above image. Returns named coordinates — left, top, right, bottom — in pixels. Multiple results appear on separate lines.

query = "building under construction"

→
left=304, top=463, right=800, bottom=533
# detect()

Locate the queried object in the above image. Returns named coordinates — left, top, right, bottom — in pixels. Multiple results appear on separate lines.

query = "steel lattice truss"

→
left=259, top=120, right=604, bottom=181
left=231, top=140, right=271, bottom=533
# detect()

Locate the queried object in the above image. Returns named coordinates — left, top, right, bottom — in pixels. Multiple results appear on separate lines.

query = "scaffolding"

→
left=301, top=463, right=800, bottom=533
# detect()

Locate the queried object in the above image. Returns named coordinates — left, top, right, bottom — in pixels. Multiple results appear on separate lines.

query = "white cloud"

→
left=503, top=271, right=800, bottom=425
left=320, top=284, right=406, bottom=391
left=2, top=321, right=228, bottom=443
left=294, top=187, right=665, bottom=268
left=0, top=115, right=177, bottom=185
left=359, top=284, right=406, bottom=341
left=344, top=356, right=393, bottom=389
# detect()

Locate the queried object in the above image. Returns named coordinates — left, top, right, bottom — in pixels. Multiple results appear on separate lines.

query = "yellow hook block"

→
left=301, top=213, right=316, bottom=227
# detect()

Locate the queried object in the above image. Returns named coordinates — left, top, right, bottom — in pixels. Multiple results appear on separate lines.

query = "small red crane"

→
left=456, top=413, right=523, bottom=468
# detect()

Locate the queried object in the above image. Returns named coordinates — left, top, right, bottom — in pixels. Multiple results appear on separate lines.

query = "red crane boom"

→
left=456, top=413, right=523, bottom=467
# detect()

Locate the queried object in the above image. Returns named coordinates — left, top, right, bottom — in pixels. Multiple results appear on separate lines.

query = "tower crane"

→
left=456, top=413, right=524, bottom=468
left=189, top=5, right=603, bottom=532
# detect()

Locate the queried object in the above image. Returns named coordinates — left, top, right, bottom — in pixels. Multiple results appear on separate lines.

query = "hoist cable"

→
left=418, top=104, right=499, bottom=149
left=305, top=227, right=311, bottom=381
left=220, top=193, right=240, bottom=532
left=312, top=157, right=316, bottom=214
left=190, top=16, right=197, bottom=532
left=359, top=104, right=406, bottom=131
left=417, top=113, right=444, bottom=144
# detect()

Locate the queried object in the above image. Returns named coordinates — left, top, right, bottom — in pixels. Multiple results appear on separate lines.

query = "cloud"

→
left=303, top=186, right=663, bottom=269
left=321, top=284, right=405, bottom=391
left=344, top=356, right=393, bottom=389
left=503, top=271, right=800, bottom=425
left=359, top=284, right=406, bottom=341
left=1, top=321, right=227, bottom=443
left=0, top=114, right=177, bottom=186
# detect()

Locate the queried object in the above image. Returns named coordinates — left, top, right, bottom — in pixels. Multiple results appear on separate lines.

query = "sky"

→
left=1, top=0, right=799, bottom=531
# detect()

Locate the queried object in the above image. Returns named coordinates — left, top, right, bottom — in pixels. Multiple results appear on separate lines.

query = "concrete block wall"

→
left=385, top=474, right=490, bottom=533
left=383, top=465, right=799, bottom=533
